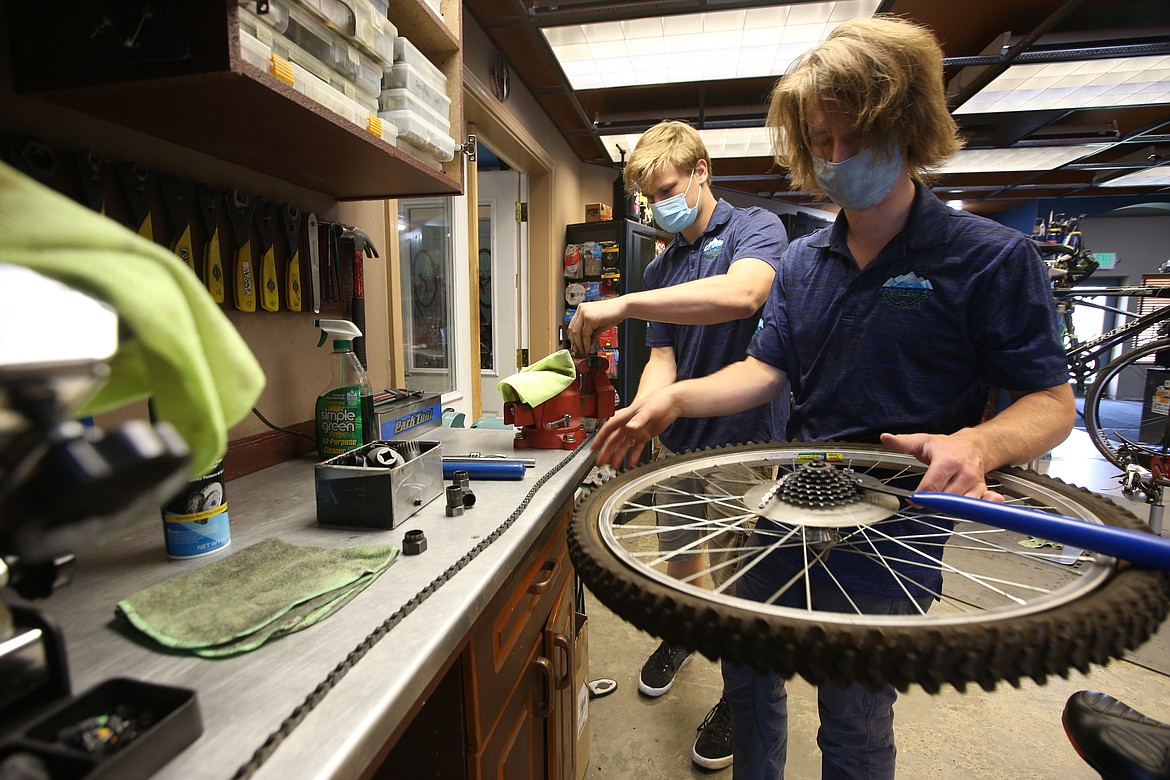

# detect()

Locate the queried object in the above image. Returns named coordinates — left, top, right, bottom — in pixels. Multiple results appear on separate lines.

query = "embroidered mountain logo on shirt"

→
left=880, top=272, right=933, bottom=309
left=702, top=238, right=724, bottom=261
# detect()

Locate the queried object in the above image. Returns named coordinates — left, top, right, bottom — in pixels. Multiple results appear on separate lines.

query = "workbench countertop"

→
left=17, top=428, right=594, bottom=780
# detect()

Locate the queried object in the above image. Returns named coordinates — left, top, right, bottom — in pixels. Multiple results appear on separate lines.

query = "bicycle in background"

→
left=1038, top=225, right=1170, bottom=534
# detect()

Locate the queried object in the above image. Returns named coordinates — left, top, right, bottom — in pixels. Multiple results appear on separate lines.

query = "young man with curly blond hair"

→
left=592, top=17, right=1073, bottom=779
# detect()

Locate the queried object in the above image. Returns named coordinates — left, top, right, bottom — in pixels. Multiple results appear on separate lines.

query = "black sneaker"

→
left=638, top=640, right=692, bottom=697
left=692, top=697, right=733, bottom=770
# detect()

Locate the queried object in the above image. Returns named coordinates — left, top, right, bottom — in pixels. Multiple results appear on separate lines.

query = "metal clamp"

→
left=544, top=414, right=572, bottom=430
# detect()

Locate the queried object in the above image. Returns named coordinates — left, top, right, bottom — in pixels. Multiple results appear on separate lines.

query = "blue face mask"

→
left=651, top=170, right=700, bottom=234
left=813, top=143, right=905, bottom=211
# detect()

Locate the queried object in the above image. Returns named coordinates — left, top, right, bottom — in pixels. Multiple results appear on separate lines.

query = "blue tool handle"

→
left=910, top=491, right=1170, bottom=570
left=442, top=461, right=526, bottom=480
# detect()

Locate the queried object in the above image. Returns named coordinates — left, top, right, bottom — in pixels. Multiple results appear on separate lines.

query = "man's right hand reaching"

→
left=569, top=298, right=626, bottom=354
left=592, top=388, right=681, bottom=469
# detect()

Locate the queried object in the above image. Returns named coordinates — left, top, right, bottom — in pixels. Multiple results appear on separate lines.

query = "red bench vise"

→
left=504, top=355, right=616, bottom=449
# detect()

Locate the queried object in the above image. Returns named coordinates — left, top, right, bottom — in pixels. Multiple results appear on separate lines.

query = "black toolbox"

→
left=0, top=677, right=202, bottom=779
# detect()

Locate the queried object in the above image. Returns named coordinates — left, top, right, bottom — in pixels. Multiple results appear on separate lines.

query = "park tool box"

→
left=373, top=389, right=442, bottom=440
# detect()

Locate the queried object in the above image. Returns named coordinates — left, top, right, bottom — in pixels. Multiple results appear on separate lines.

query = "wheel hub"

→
left=743, top=460, right=901, bottom=528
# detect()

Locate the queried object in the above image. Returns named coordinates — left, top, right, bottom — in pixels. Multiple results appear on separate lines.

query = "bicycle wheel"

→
left=411, top=250, right=439, bottom=310
left=569, top=442, right=1170, bottom=693
left=1084, top=337, right=1170, bottom=469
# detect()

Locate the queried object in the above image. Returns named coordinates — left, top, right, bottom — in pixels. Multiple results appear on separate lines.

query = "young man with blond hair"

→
left=570, top=119, right=789, bottom=770
left=592, top=17, right=1073, bottom=779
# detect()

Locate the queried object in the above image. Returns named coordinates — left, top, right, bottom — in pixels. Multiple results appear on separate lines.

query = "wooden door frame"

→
left=462, top=69, right=557, bottom=403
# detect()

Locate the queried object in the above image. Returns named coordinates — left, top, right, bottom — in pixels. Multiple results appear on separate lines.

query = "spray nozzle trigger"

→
left=314, top=318, right=362, bottom=349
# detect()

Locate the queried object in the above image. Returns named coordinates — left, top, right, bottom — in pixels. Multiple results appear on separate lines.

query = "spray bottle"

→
left=314, top=319, right=376, bottom=459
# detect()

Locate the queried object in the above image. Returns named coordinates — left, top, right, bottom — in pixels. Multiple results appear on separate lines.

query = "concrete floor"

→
left=580, top=429, right=1170, bottom=778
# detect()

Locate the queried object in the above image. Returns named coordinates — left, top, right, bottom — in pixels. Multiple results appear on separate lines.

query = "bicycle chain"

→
left=232, top=442, right=589, bottom=779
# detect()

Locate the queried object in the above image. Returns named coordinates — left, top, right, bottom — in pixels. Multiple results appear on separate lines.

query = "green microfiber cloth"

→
left=0, top=160, right=265, bottom=477
left=115, top=538, right=398, bottom=657
left=498, top=348, right=576, bottom=407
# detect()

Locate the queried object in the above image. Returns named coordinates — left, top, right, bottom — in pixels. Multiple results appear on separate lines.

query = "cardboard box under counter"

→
left=315, top=440, right=443, bottom=529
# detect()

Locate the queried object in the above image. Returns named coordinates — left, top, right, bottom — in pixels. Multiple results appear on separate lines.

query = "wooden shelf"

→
left=3, top=0, right=463, bottom=201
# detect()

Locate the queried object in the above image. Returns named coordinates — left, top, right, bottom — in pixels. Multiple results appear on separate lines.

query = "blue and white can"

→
left=161, top=460, right=231, bottom=558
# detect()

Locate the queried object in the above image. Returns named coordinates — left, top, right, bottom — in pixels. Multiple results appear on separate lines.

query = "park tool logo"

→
left=702, top=237, right=724, bottom=261
left=880, top=271, right=933, bottom=309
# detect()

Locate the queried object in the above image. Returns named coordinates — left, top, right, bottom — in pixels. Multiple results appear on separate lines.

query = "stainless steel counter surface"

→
left=18, top=428, right=594, bottom=780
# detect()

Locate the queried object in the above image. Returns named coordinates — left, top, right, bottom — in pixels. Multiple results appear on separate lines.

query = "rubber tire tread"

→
left=1084, top=337, right=1170, bottom=469
left=569, top=441, right=1170, bottom=693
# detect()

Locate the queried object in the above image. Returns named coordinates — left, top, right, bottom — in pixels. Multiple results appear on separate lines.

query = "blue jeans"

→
left=722, top=552, right=933, bottom=779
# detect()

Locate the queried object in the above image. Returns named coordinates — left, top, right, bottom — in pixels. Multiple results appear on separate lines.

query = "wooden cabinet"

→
left=543, top=577, right=577, bottom=780
left=465, top=505, right=573, bottom=778
left=1, top=0, right=464, bottom=200
left=368, top=499, right=582, bottom=779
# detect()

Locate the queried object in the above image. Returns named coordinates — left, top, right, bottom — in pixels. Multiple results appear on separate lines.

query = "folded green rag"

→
left=115, top=538, right=398, bottom=657
left=0, top=160, right=265, bottom=477
left=497, top=348, right=577, bottom=407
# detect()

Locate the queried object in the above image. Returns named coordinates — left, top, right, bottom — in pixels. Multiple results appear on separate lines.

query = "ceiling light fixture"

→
left=604, top=129, right=1105, bottom=176
left=1099, top=165, right=1170, bottom=187
left=937, top=144, right=1107, bottom=174
left=954, top=55, right=1170, bottom=114
left=542, top=0, right=881, bottom=91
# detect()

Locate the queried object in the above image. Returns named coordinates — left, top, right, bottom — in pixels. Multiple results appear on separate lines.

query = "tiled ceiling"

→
left=465, top=0, right=1170, bottom=215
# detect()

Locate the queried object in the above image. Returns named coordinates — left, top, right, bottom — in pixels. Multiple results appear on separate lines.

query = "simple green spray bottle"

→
left=314, top=319, right=376, bottom=458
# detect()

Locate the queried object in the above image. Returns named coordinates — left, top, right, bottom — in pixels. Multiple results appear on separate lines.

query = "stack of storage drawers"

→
left=379, top=36, right=457, bottom=169
left=237, top=0, right=400, bottom=146
left=236, top=0, right=458, bottom=169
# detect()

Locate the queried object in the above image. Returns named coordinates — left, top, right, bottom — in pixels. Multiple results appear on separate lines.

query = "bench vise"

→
left=504, top=355, right=616, bottom=449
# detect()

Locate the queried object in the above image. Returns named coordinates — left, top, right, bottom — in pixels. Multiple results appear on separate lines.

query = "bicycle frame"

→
left=1057, top=285, right=1170, bottom=390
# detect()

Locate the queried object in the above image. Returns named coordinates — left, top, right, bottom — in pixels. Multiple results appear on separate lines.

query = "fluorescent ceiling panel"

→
left=603, top=127, right=776, bottom=163
left=1100, top=166, right=1170, bottom=187
left=604, top=131, right=1106, bottom=180
left=955, top=56, right=1170, bottom=114
left=937, top=145, right=1106, bottom=174
left=543, top=0, right=881, bottom=90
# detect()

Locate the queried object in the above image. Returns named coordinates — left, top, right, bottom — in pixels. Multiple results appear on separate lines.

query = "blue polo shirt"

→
left=747, top=184, right=1066, bottom=598
left=749, top=184, right=1066, bottom=441
left=644, top=200, right=789, bottom=452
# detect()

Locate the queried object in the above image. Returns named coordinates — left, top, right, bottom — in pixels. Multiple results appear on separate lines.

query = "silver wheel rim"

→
left=595, top=445, right=1116, bottom=628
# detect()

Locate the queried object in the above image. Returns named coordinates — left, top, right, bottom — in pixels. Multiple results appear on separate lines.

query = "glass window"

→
left=399, top=198, right=456, bottom=394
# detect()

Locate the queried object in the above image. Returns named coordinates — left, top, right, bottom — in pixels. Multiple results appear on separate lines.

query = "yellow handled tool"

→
left=197, top=187, right=225, bottom=303
left=159, top=174, right=197, bottom=271
left=226, top=191, right=257, bottom=312
left=116, top=163, right=155, bottom=241
left=281, top=204, right=303, bottom=312
left=256, top=202, right=280, bottom=312
left=73, top=149, right=107, bottom=214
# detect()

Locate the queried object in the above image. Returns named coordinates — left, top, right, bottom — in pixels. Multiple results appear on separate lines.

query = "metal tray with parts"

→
left=314, top=440, right=443, bottom=530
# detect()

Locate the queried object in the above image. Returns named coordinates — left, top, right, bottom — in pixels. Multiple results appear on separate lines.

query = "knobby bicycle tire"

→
left=568, top=442, right=1170, bottom=694
left=1084, top=337, right=1170, bottom=469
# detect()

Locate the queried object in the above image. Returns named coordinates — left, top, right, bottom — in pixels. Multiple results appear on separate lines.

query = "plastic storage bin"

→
left=297, top=0, right=396, bottom=66
left=382, top=60, right=448, bottom=119
left=392, top=36, right=446, bottom=91
left=378, top=87, right=449, bottom=133
left=380, top=108, right=457, bottom=161
left=240, top=1, right=380, bottom=102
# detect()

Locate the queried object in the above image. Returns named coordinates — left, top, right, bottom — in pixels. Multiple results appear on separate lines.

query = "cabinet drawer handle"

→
left=554, top=632, right=573, bottom=690
left=534, top=655, right=554, bottom=719
left=528, top=559, right=558, bottom=594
